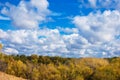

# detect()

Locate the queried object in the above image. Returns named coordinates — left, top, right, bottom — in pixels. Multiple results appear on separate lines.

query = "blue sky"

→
left=0, top=0, right=120, bottom=58
left=0, top=0, right=80, bottom=29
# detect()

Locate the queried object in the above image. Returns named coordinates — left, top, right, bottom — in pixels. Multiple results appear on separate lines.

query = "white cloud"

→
left=73, top=10, right=120, bottom=43
left=1, top=0, right=51, bottom=29
left=0, top=29, right=69, bottom=56
left=3, top=48, right=19, bottom=55
left=88, top=0, right=96, bottom=7
left=58, top=27, right=79, bottom=34
left=0, top=29, right=8, bottom=39
left=0, top=19, right=120, bottom=57
left=73, top=10, right=120, bottom=57
left=0, top=28, right=93, bottom=57
left=79, top=0, right=120, bottom=10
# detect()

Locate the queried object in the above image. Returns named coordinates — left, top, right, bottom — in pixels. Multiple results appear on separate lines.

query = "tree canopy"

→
left=0, top=53, right=120, bottom=80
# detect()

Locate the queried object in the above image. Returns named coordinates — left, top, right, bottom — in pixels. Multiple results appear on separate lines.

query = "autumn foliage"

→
left=0, top=52, right=120, bottom=80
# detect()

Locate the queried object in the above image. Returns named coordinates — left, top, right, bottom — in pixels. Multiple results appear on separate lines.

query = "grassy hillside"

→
left=0, top=53, right=120, bottom=80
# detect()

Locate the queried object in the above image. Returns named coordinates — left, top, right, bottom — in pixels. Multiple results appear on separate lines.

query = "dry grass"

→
left=0, top=72, right=27, bottom=80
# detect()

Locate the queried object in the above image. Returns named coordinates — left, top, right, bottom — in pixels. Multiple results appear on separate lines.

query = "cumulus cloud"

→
left=79, top=0, right=120, bottom=10
left=0, top=19, right=120, bottom=57
left=73, top=10, right=120, bottom=43
left=0, top=29, right=69, bottom=56
left=58, top=27, right=79, bottom=34
left=1, top=0, right=51, bottom=29
left=1, top=10, right=120, bottom=57
left=73, top=10, right=120, bottom=57
left=0, top=28, right=94, bottom=57
left=3, top=48, right=19, bottom=55
left=88, top=0, right=96, bottom=7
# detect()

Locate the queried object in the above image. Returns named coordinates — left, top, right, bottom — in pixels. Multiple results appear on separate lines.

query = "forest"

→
left=0, top=52, right=120, bottom=80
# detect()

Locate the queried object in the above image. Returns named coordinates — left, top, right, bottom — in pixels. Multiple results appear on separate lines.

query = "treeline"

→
left=0, top=53, right=120, bottom=80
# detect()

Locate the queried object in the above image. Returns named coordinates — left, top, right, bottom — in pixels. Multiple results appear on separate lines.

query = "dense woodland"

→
left=0, top=53, right=120, bottom=80
left=0, top=44, right=120, bottom=80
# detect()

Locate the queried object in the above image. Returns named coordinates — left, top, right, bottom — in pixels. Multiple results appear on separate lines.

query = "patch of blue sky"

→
left=43, top=0, right=80, bottom=29
left=0, top=0, right=20, bottom=5
left=41, top=18, right=75, bottom=29
left=115, top=35, right=120, bottom=39
left=48, top=0, right=80, bottom=16
left=0, top=20, right=16, bottom=30
left=38, top=36, right=47, bottom=39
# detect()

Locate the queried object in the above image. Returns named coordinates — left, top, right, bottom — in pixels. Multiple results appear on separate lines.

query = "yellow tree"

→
left=6, top=60, right=27, bottom=78
left=39, top=63, right=61, bottom=80
left=92, top=66, right=118, bottom=80
left=0, top=43, right=3, bottom=52
left=0, top=44, right=4, bottom=61
left=31, top=67, right=40, bottom=80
